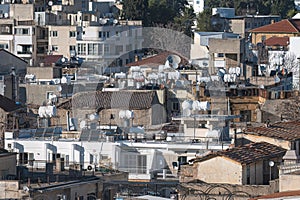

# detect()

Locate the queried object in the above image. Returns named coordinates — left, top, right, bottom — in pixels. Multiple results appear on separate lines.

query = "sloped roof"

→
left=126, top=51, right=188, bottom=67
left=58, top=90, right=159, bottom=110
left=0, top=49, right=28, bottom=64
left=0, top=95, right=22, bottom=112
left=264, top=36, right=289, bottom=46
left=43, top=55, right=63, bottom=66
left=244, top=120, right=300, bottom=141
left=249, top=19, right=300, bottom=33
left=194, top=142, right=286, bottom=165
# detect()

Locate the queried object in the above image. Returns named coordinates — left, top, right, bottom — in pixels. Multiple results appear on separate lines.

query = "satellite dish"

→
left=61, top=57, right=66, bottom=63
left=166, top=55, right=181, bottom=69
left=23, top=186, right=30, bottom=192
left=57, top=85, right=62, bottom=92
left=113, top=19, right=118, bottom=24
left=48, top=1, right=53, bottom=6
left=99, top=18, right=107, bottom=25
left=125, top=110, right=133, bottom=119
left=269, top=161, right=274, bottom=167
left=4, top=13, right=8, bottom=18
left=119, top=110, right=126, bottom=119
left=89, top=113, right=99, bottom=121
left=80, top=120, right=87, bottom=129
left=218, top=68, right=226, bottom=79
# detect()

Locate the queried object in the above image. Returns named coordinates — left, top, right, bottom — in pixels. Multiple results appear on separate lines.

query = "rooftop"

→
left=244, top=120, right=300, bottom=141
left=0, top=94, right=22, bottom=112
left=249, top=19, right=300, bottom=33
left=57, top=90, right=159, bottom=110
left=264, top=36, right=289, bottom=46
left=193, top=142, right=286, bottom=165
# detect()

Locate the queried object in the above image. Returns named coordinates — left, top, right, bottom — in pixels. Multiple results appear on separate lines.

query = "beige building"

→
left=58, top=90, right=167, bottom=129
left=48, top=25, right=77, bottom=58
left=180, top=142, right=286, bottom=185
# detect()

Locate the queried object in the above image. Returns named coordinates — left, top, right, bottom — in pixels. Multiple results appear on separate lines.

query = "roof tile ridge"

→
left=287, top=18, right=300, bottom=33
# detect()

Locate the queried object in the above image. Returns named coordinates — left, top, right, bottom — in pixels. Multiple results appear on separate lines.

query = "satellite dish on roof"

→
left=80, top=120, right=87, bottom=129
left=113, top=19, right=118, bottom=24
left=218, top=68, right=226, bottom=78
left=89, top=113, right=99, bottom=121
left=48, top=0, right=53, bottom=6
left=23, top=186, right=30, bottom=192
left=57, top=85, right=62, bottom=92
left=99, top=18, right=107, bottom=25
left=166, top=55, right=181, bottom=69
left=4, top=13, right=8, bottom=18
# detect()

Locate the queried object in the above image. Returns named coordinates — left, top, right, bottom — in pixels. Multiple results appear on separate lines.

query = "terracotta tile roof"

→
left=126, top=51, right=188, bottom=67
left=249, top=19, right=300, bottom=33
left=249, top=190, right=300, bottom=200
left=43, top=55, right=63, bottom=66
left=58, top=90, right=159, bottom=110
left=264, top=36, right=289, bottom=46
left=194, top=142, right=286, bottom=165
left=0, top=95, right=22, bottom=112
left=244, top=120, right=300, bottom=141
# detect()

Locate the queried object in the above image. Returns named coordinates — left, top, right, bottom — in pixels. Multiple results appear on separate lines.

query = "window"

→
left=69, top=45, right=76, bottom=51
left=52, top=45, right=58, bottom=52
left=246, top=165, right=250, bottom=184
left=0, top=44, right=8, bottom=49
left=88, top=43, right=98, bottom=55
left=98, top=44, right=103, bottom=55
left=172, top=102, right=179, bottom=111
left=15, top=28, right=29, bottom=35
left=19, top=152, right=28, bottom=165
left=77, top=43, right=86, bottom=55
left=106, top=31, right=110, bottom=38
left=69, top=31, right=76, bottom=37
left=126, top=44, right=132, bottom=52
left=50, top=31, right=58, bottom=37
left=104, top=44, right=109, bottom=54
left=115, top=45, right=123, bottom=54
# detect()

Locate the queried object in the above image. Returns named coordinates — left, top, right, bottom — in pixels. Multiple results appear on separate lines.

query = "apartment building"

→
left=76, top=23, right=143, bottom=65
left=0, top=4, right=36, bottom=66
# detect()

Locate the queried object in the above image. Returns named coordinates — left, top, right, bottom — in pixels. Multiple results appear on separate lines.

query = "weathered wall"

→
left=279, top=174, right=300, bottom=192
left=242, top=134, right=290, bottom=150
left=0, top=154, right=16, bottom=177
left=195, top=156, right=242, bottom=185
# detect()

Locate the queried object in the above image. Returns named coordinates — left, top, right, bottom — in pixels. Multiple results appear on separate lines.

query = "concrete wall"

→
left=195, top=156, right=242, bottom=184
left=209, top=38, right=243, bottom=54
left=0, top=154, right=16, bottom=177
left=10, top=4, right=34, bottom=21
left=279, top=174, right=300, bottom=192
left=25, top=84, right=59, bottom=105
left=27, top=67, right=61, bottom=80
left=242, top=134, right=291, bottom=150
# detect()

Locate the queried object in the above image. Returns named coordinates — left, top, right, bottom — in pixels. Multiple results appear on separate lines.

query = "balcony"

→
left=17, top=51, right=32, bottom=55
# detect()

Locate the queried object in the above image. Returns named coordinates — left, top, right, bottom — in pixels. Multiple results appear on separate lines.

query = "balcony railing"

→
left=279, top=161, right=300, bottom=175
left=17, top=51, right=32, bottom=55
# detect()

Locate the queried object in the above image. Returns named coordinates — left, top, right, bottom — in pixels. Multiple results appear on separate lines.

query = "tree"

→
left=196, top=9, right=214, bottom=32
left=174, top=6, right=196, bottom=36
left=122, top=0, right=148, bottom=21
